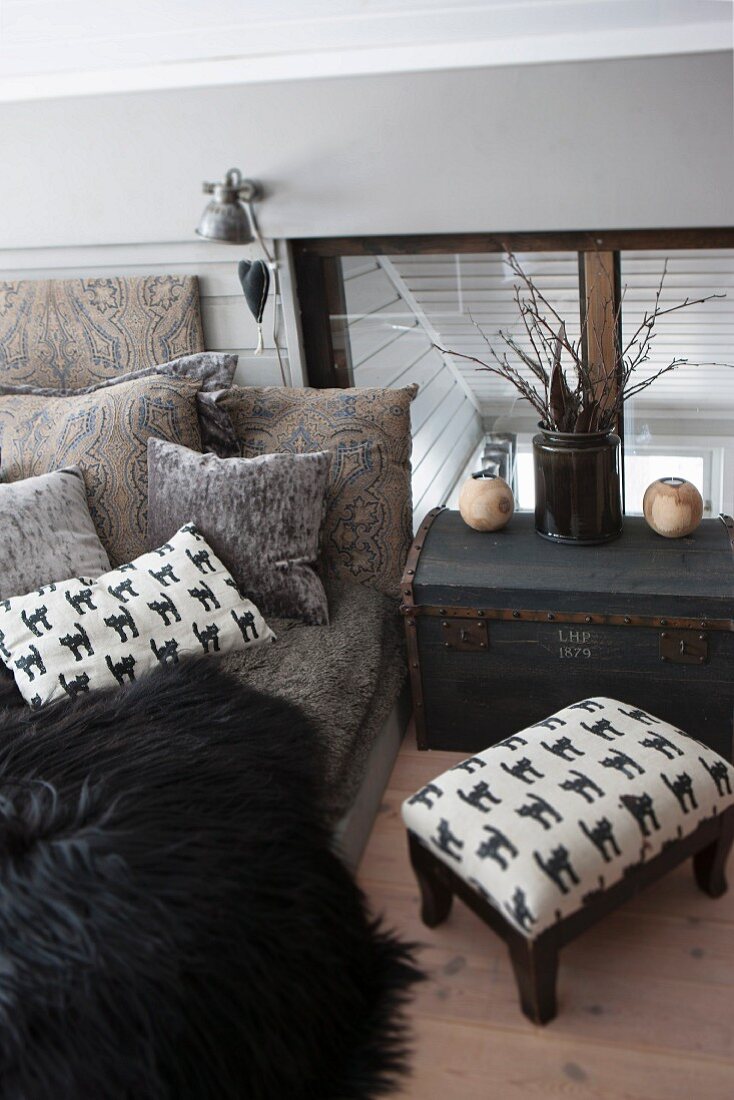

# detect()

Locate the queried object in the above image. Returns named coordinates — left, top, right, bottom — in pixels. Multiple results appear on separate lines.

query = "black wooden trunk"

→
left=402, top=509, right=734, bottom=758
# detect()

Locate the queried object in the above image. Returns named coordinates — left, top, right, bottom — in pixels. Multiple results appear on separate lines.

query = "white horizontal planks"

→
left=391, top=251, right=582, bottom=417
left=412, top=399, right=482, bottom=527
left=353, top=339, right=435, bottom=391
left=347, top=305, right=422, bottom=370
left=342, top=256, right=482, bottom=527
left=620, top=250, right=734, bottom=410
left=0, top=239, right=290, bottom=386
left=392, top=249, right=734, bottom=414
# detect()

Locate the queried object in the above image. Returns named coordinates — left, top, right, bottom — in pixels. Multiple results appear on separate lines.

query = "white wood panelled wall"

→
left=342, top=257, right=483, bottom=526
left=0, top=240, right=294, bottom=388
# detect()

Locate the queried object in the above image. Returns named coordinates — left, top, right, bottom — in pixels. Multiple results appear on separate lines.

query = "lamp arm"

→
left=237, top=179, right=263, bottom=203
left=244, top=200, right=288, bottom=385
left=244, top=200, right=273, bottom=265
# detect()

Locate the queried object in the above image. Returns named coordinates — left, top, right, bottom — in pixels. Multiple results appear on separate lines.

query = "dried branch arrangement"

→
left=434, top=252, right=727, bottom=433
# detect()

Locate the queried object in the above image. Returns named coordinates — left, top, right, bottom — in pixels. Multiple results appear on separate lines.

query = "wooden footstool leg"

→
left=408, top=833, right=453, bottom=927
left=693, top=808, right=734, bottom=899
left=507, top=935, right=559, bottom=1025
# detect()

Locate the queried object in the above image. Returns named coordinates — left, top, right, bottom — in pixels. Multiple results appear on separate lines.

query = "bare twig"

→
left=436, top=253, right=730, bottom=431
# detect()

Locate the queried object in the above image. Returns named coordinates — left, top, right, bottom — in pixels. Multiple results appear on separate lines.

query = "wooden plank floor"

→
left=359, top=723, right=734, bottom=1100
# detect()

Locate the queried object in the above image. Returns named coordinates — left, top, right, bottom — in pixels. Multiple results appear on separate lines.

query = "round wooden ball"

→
left=459, top=474, right=514, bottom=532
left=643, top=477, right=703, bottom=538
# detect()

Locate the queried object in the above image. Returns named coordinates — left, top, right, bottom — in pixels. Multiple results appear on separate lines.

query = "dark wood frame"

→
left=290, top=227, right=734, bottom=409
left=408, top=805, right=734, bottom=1025
left=293, top=228, right=734, bottom=259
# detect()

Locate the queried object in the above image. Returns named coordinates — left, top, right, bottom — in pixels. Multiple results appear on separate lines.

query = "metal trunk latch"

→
left=659, top=630, right=709, bottom=665
left=441, top=618, right=489, bottom=652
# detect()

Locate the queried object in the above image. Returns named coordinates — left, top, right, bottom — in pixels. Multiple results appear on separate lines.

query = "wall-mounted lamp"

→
left=196, top=167, right=287, bottom=384
left=195, top=168, right=262, bottom=244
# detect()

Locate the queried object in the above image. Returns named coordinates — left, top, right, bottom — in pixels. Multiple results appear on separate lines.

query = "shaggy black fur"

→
left=0, top=660, right=422, bottom=1100
left=0, top=664, right=22, bottom=709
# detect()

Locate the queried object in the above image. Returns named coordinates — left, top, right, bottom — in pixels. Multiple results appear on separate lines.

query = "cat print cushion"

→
left=402, top=698, right=734, bottom=939
left=0, top=524, right=275, bottom=707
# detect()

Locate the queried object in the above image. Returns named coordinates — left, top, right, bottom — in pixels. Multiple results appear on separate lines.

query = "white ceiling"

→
left=0, top=0, right=730, bottom=102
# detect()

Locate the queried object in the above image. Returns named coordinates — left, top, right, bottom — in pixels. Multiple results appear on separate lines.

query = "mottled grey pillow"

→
left=147, top=439, right=331, bottom=625
left=0, top=352, right=237, bottom=397
left=0, top=467, right=111, bottom=600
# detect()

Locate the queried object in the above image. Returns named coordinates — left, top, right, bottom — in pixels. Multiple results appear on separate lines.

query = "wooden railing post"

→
left=291, top=250, right=353, bottom=388
left=579, top=250, right=622, bottom=428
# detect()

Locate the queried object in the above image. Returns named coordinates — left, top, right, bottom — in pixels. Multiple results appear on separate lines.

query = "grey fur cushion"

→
left=147, top=439, right=331, bottom=625
left=0, top=467, right=111, bottom=600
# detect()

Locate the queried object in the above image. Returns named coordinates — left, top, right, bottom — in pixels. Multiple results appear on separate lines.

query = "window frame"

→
left=291, top=227, right=734, bottom=393
left=290, top=228, right=734, bottom=508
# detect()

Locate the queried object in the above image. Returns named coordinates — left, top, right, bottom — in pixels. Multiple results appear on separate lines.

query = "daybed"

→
left=0, top=273, right=419, bottom=1097
left=0, top=273, right=411, bottom=866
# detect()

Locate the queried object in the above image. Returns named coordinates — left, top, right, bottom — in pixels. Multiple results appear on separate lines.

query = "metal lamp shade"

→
left=195, top=169, right=258, bottom=244
left=196, top=196, right=253, bottom=244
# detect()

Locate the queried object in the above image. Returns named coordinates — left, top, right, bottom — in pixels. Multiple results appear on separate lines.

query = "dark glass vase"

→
left=532, top=427, right=622, bottom=545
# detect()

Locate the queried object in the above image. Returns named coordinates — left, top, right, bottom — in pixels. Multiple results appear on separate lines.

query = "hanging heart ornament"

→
left=238, top=259, right=271, bottom=354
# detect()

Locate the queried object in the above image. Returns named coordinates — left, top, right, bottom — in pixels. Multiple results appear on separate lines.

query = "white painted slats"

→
left=411, top=381, right=468, bottom=468
left=343, top=266, right=401, bottom=320
left=407, top=353, right=454, bottom=432
left=234, top=355, right=287, bottom=388
left=392, top=248, right=734, bottom=415
left=0, top=239, right=290, bottom=387
left=342, top=257, right=380, bottom=281
left=412, top=400, right=482, bottom=526
left=352, top=339, right=434, bottom=390
left=347, top=305, right=421, bottom=368
left=620, top=250, right=734, bottom=409
left=341, top=257, right=482, bottom=526
left=200, top=296, right=276, bottom=351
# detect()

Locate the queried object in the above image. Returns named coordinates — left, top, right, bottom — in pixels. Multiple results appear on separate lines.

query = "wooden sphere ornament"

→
left=643, top=477, right=703, bottom=539
left=459, top=473, right=515, bottom=532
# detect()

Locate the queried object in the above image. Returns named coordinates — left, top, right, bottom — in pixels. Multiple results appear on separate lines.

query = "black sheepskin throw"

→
left=0, top=660, right=421, bottom=1100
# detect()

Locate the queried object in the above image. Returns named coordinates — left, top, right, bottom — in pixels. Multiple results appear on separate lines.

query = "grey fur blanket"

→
left=221, top=579, right=406, bottom=821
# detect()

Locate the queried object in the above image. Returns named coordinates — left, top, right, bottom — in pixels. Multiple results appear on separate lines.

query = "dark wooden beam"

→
left=292, top=227, right=734, bottom=258
left=578, top=250, right=625, bottom=506
left=322, top=256, right=354, bottom=388
left=291, top=252, right=353, bottom=388
left=579, top=250, right=622, bottom=421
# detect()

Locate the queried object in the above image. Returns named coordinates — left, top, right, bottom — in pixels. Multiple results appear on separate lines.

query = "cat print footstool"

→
left=402, top=698, right=734, bottom=1024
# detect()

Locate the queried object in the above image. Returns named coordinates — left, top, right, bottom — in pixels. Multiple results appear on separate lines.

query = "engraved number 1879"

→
left=558, top=629, right=593, bottom=659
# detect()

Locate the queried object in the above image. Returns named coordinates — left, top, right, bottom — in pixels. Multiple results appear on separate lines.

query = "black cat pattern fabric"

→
left=402, top=698, right=734, bottom=938
left=0, top=525, right=275, bottom=707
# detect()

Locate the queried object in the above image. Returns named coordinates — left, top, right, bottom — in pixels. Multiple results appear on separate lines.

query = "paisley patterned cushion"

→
left=0, top=277, right=204, bottom=390
left=215, top=386, right=417, bottom=597
left=0, top=352, right=236, bottom=397
left=0, top=377, right=203, bottom=566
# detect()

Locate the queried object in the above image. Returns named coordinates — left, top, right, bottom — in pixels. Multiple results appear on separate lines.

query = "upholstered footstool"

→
left=402, top=698, right=734, bottom=1024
